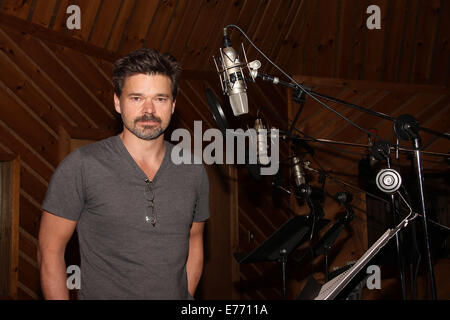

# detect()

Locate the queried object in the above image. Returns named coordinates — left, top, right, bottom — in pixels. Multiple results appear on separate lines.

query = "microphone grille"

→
left=229, top=92, right=248, bottom=116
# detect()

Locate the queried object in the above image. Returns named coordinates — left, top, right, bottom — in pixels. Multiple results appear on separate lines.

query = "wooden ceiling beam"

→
left=295, top=75, right=449, bottom=93
left=0, top=11, right=119, bottom=62
left=0, top=11, right=214, bottom=80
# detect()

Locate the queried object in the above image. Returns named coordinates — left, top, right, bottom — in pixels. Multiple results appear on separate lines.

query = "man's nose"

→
left=142, top=98, right=156, bottom=113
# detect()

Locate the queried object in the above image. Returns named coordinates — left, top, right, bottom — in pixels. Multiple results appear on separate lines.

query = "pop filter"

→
left=205, top=88, right=229, bottom=134
left=205, top=88, right=263, bottom=181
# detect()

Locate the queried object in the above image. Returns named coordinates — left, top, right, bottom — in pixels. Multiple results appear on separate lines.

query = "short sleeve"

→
left=42, top=148, right=86, bottom=221
left=193, top=165, right=210, bottom=222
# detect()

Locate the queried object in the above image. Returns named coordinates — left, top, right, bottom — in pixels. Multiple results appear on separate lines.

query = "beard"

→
left=122, top=113, right=167, bottom=140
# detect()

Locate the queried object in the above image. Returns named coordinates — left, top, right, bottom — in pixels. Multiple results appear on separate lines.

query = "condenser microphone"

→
left=254, top=118, right=269, bottom=165
left=216, top=28, right=248, bottom=116
left=292, top=156, right=306, bottom=188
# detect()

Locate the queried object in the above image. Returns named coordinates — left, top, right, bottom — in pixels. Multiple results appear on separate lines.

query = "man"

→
left=38, top=49, right=210, bottom=300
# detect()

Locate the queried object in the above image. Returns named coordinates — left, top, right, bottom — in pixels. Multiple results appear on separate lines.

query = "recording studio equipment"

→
left=371, top=139, right=408, bottom=300
left=213, top=28, right=249, bottom=116
left=292, top=156, right=306, bottom=188
left=313, top=199, right=418, bottom=300
left=375, top=168, right=402, bottom=194
left=393, top=114, right=438, bottom=299
left=207, top=25, right=448, bottom=301
left=255, top=118, right=269, bottom=165
left=290, top=157, right=325, bottom=223
left=371, top=140, right=391, bottom=161
left=205, top=88, right=229, bottom=134
left=335, top=192, right=353, bottom=206
left=246, top=60, right=311, bottom=96
left=234, top=215, right=330, bottom=299
left=394, top=114, right=420, bottom=141
left=295, top=191, right=355, bottom=284
left=205, top=87, right=262, bottom=180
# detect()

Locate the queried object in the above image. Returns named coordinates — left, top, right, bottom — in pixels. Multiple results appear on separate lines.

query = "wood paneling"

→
left=30, top=0, right=58, bottom=28
left=1, top=0, right=448, bottom=84
left=0, top=155, right=20, bottom=299
left=430, top=0, right=450, bottom=85
left=143, top=0, right=177, bottom=51
left=118, top=0, right=159, bottom=55
left=198, top=164, right=239, bottom=299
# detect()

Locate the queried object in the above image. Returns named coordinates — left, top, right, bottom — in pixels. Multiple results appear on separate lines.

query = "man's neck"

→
left=120, top=130, right=166, bottom=165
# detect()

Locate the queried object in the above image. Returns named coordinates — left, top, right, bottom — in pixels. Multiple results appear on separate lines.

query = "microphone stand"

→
left=251, top=71, right=450, bottom=145
left=394, top=115, right=437, bottom=300
left=280, top=248, right=288, bottom=299
left=390, top=193, right=408, bottom=300
left=251, top=71, right=445, bottom=300
left=279, top=135, right=449, bottom=158
left=320, top=199, right=354, bottom=283
left=371, top=141, right=408, bottom=300
left=310, top=90, right=450, bottom=141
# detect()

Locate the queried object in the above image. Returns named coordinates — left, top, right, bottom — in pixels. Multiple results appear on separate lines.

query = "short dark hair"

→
left=113, top=48, right=181, bottom=99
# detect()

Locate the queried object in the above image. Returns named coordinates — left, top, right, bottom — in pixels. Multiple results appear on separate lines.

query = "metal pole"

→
left=324, top=246, right=330, bottom=282
left=391, top=194, right=407, bottom=300
left=413, top=138, right=437, bottom=300
left=280, top=249, right=287, bottom=300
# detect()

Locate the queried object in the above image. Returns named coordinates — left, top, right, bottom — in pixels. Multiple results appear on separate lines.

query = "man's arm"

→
left=37, top=211, right=77, bottom=300
left=186, top=221, right=205, bottom=297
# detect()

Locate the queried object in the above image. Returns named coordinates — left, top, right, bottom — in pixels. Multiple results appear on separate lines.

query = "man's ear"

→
left=114, top=94, right=121, bottom=114
left=171, top=99, right=176, bottom=114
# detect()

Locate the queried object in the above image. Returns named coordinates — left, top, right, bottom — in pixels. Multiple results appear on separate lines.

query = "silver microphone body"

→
left=254, top=119, right=269, bottom=165
left=292, top=156, right=306, bottom=187
left=221, top=45, right=248, bottom=116
left=214, top=28, right=248, bottom=116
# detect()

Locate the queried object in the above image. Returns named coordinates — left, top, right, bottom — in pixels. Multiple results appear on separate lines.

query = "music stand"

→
left=234, top=215, right=329, bottom=298
left=308, top=219, right=349, bottom=281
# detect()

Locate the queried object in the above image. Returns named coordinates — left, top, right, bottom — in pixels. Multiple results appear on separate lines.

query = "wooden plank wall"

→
left=0, top=26, right=117, bottom=299
left=0, top=154, right=20, bottom=299
left=0, top=0, right=449, bottom=86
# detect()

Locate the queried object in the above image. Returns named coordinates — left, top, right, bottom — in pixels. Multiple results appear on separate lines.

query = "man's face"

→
left=114, top=73, right=175, bottom=140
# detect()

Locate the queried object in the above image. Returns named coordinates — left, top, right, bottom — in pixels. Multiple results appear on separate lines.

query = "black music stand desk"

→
left=234, top=215, right=329, bottom=298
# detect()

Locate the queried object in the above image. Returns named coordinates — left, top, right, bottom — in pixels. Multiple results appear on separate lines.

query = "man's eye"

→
left=131, top=97, right=142, bottom=102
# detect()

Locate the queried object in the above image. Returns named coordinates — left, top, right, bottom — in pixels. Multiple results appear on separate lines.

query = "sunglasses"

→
left=144, top=179, right=156, bottom=226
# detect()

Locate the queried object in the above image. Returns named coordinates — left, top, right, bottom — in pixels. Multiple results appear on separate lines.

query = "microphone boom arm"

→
left=248, top=68, right=449, bottom=142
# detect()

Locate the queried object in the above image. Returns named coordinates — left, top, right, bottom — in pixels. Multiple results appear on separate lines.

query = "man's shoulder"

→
left=77, top=135, right=118, bottom=152
left=59, top=135, right=120, bottom=168
left=73, top=135, right=120, bottom=159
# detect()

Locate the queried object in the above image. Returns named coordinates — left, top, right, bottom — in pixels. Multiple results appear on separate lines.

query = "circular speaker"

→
left=375, top=169, right=402, bottom=194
